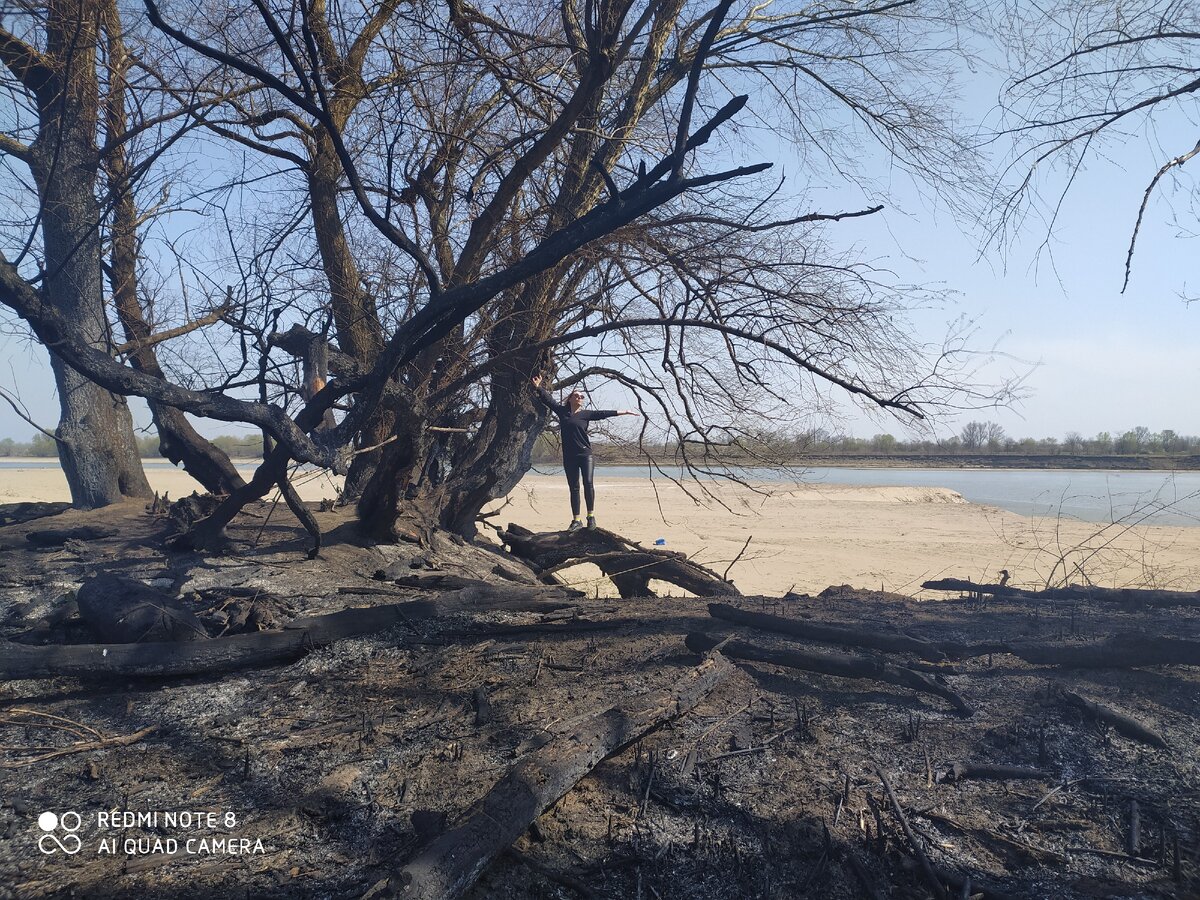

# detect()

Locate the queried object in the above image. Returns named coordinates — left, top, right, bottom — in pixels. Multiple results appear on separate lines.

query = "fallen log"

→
left=1059, top=690, right=1168, bottom=748
left=922, top=578, right=1200, bottom=608
left=451, top=618, right=641, bottom=640
left=502, top=523, right=739, bottom=599
left=0, top=501, right=71, bottom=528
left=0, top=599, right=437, bottom=680
left=1010, top=633, right=1200, bottom=668
left=390, top=652, right=733, bottom=899
left=707, top=602, right=947, bottom=662
left=685, top=632, right=972, bottom=716
left=937, top=763, right=1049, bottom=784
left=339, top=584, right=581, bottom=614
left=26, top=524, right=117, bottom=546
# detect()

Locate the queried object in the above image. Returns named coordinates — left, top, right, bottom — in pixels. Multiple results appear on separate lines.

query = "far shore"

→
left=2, top=462, right=1198, bottom=598
left=2, top=452, right=1199, bottom=473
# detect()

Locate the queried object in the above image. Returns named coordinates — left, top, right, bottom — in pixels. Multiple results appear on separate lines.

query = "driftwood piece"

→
left=922, top=577, right=1200, bottom=608
left=1, top=725, right=157, bottom=768
left=707, top=602, right=947, bottom=662
left=1059, top=690, right=1168, bottom=748
left=390, top=653, right=733, bottom=899
left=501, top=523, right=739, bottom=599
left=685, top=632, right=972, bottom=716
left=0, top=600, right=437, bottom=680
left=937, top=763, right=1049, bottom=784
left=76, top=574, right=209, bottom=643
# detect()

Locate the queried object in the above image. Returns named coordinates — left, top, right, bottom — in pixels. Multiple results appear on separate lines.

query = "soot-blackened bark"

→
left=29, top=0, right=150, bottom=507
left=433, top=367, right=545, bottom=538
left=356, top=389, right=426, bottom=541
left=307, top=128, right=388, bottom=501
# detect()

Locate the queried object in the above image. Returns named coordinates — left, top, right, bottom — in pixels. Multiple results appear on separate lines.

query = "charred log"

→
left=685, top=632, right=972, bottom=716
left=0, top=599, right=438, bottom=680
left=389, top=652, right=733, bottom=899
left=707, top=602, right=947, bottom=662
left=502, top=523, right=740, bottom=599
left=922, top=578, right=1200, bottom=608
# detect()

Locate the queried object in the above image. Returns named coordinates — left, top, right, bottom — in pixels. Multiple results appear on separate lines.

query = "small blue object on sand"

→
left=654, top=538, right=667, bottom=546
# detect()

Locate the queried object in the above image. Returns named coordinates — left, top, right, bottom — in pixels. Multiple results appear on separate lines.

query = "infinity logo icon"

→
left=37, top=811, right=82, bottom=855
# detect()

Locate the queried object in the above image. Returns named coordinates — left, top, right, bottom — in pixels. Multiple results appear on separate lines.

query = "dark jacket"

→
left=534, top=387, right=617, bottom=458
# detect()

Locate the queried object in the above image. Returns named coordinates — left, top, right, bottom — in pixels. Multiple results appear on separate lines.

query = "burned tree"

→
left=1, top=0, right=1001, bottom=551
left=0, top=0, right=152, bottom=506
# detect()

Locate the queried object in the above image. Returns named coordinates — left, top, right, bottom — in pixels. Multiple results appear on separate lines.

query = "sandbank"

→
left=2, top=462, right=1197, bottom=597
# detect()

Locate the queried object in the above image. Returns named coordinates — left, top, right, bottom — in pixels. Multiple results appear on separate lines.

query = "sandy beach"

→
left=3, top=461, right=1199, bottom=597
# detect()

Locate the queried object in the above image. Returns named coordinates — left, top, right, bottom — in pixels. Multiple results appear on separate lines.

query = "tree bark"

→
left=435, top=368, right=547, bottom=537
left=28, top=0, right=151, bottom=508
left=306, top=127, right=389, bottom=500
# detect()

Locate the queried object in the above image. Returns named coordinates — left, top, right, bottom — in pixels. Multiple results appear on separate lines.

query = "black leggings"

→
left=563, top=454, right=595, bottom=517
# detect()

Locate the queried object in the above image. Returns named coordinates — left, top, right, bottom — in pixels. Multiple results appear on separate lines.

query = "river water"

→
left=532, top=464, right=1200, bottom=527
left=5, top=459, right=1199, bottom=527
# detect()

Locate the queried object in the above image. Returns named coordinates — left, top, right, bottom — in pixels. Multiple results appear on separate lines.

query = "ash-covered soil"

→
left=0, top=500, right=1197, bottom=899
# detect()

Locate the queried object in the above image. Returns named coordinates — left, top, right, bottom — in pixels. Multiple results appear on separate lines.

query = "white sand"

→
left=4, top=462, right=1198, bottom=597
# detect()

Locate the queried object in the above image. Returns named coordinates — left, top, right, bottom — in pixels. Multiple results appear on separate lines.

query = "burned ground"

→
left=0, top=500, right=1197, bottom=899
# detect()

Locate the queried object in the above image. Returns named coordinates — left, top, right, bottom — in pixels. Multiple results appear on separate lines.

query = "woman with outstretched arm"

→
left=531, top=374, right=640, bottom=531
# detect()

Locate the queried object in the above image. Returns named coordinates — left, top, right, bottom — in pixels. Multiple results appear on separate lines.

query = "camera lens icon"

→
left=37, top=811, right=82, bottom=855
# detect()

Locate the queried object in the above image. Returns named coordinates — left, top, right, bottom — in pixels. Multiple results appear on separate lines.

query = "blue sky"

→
left=1, top=19, right=1196, bottom=445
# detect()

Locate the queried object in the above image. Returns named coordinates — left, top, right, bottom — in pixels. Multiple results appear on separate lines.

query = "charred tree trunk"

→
left=435, top=367, right=546, bottom=538
left=101, top=6, right=244, bottom=496
left=27, top=0, right=151, bottom=508
left=306, top=128, right=388, bottom=501
left=355, top=387, right=427, bottom=541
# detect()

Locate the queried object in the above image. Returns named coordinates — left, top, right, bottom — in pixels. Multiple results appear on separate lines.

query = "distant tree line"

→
left=528, top=421, right=1200, bottom=464
left=4, top=422, right=1193, bottom=464
left=763, top=423, right=1200, bottom=458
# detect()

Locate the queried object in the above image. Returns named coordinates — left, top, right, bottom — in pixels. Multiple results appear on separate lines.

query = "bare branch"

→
left=1123, top=137, right=1200, bottom=292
